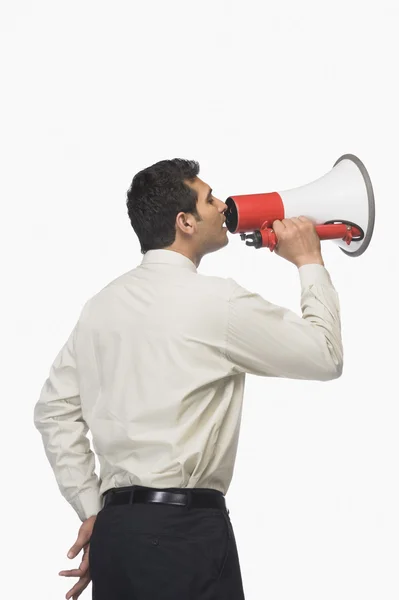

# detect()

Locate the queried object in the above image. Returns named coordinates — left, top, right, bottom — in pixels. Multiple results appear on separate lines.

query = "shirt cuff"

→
left=72, top=487, right=103, bottom=522
left=298, top=264, right=334, bottom=289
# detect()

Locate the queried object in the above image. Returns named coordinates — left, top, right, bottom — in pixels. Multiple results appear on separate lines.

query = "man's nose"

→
left=218, top=199, right=228, bottom=212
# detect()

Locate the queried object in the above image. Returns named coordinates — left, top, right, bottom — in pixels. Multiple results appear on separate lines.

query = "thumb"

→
left=272, top=220, right=283, bottom=240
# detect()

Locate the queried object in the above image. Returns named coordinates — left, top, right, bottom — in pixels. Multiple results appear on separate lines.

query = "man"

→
left=34, top=158, right=343, bottom=599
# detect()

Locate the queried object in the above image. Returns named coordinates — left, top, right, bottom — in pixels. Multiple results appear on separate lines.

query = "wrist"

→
left=295, top=255, right=324, bottom=268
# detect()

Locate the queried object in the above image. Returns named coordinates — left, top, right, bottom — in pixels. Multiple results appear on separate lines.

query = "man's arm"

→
left=33, top=319, right=102, bottom=522
left=224, top=263, right=343, bottom=381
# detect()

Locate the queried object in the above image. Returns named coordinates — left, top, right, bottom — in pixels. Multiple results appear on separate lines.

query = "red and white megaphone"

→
left=224, top=154, right=375, bottom=257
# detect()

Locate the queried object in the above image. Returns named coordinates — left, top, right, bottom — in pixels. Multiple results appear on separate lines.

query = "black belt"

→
left=102, top=486, right=229, bottom=513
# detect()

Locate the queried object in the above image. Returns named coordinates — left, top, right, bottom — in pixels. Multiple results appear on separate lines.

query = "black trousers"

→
left=89, top=485, right=246, bottom=599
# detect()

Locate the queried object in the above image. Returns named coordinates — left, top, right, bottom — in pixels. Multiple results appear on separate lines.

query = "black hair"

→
left=126, top=158, right=201, bottom=254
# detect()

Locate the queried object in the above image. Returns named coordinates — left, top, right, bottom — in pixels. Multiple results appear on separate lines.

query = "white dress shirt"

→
left=33, top=249, right=343, bottom=522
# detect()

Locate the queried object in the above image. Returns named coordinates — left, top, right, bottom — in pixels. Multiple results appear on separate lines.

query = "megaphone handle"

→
left=315, top=223, right=362, bottom=243
left=260, top=223, right=363, bottom=251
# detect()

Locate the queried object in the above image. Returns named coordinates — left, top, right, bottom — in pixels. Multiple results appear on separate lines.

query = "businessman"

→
left=34, top=158, right=343, bottom=599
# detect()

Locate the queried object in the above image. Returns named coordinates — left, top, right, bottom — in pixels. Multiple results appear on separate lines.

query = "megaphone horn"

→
left=224, top=154, right=375, bottom=257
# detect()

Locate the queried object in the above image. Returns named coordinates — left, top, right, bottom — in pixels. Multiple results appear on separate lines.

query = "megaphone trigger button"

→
left=342, top=227, right=353, bottom=245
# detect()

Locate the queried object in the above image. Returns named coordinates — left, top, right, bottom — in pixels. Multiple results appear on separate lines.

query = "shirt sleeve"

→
left=33, top=319, right=102, bottom=522
left=223, top=264, right=343, bottom=381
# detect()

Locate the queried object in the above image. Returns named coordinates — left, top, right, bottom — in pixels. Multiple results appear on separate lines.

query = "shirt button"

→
left=151, top=538, right=159, bottom=546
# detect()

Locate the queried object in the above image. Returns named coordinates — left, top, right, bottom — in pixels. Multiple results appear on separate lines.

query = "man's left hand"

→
left=59, top=515, right=97, bottom=600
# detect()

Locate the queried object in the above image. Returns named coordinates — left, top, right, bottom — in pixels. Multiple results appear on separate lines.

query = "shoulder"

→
left=77, top=270, right=134, bottom=321
left=189, top=273, right=246, bottom=302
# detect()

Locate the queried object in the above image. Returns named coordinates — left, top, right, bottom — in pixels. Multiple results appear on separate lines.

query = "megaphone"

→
left=224, top=154, right=375, bottom=257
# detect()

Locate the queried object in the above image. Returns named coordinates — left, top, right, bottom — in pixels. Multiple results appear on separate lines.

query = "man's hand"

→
left=272, top=216, right=324, bottom=268
left=59, top=515, right=97, bottom=600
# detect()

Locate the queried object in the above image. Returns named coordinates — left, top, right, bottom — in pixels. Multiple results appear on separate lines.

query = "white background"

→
left=1, top=1, right=398, bottom=598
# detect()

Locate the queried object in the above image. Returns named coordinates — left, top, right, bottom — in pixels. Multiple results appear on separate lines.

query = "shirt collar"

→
left=140, top=249, right=198, bottom=273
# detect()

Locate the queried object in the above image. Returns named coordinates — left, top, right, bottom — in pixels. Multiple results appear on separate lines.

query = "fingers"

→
left=68, top=537, right=86, bottom=559
left=272, top=216, right=316, bottom=255
left=68, top=516, right=97, bottom=559
left=67, top=543, right=79, bottom=559
left=292, top=216, right=315, bottom=229
left=272, top=219, right=285, bottom=235
left=59, top=569, right=85, bottom=577
left=272, top=218, right=295, bottom=238
left=273, top=216, right=314, bottom=231
left=63, top=517, right=97, bottom=599
left=61, top=545, right=90, bottom=577
left=79, top=554, right=89, bottom=575
left=65, top=573, right=91, bottom=600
